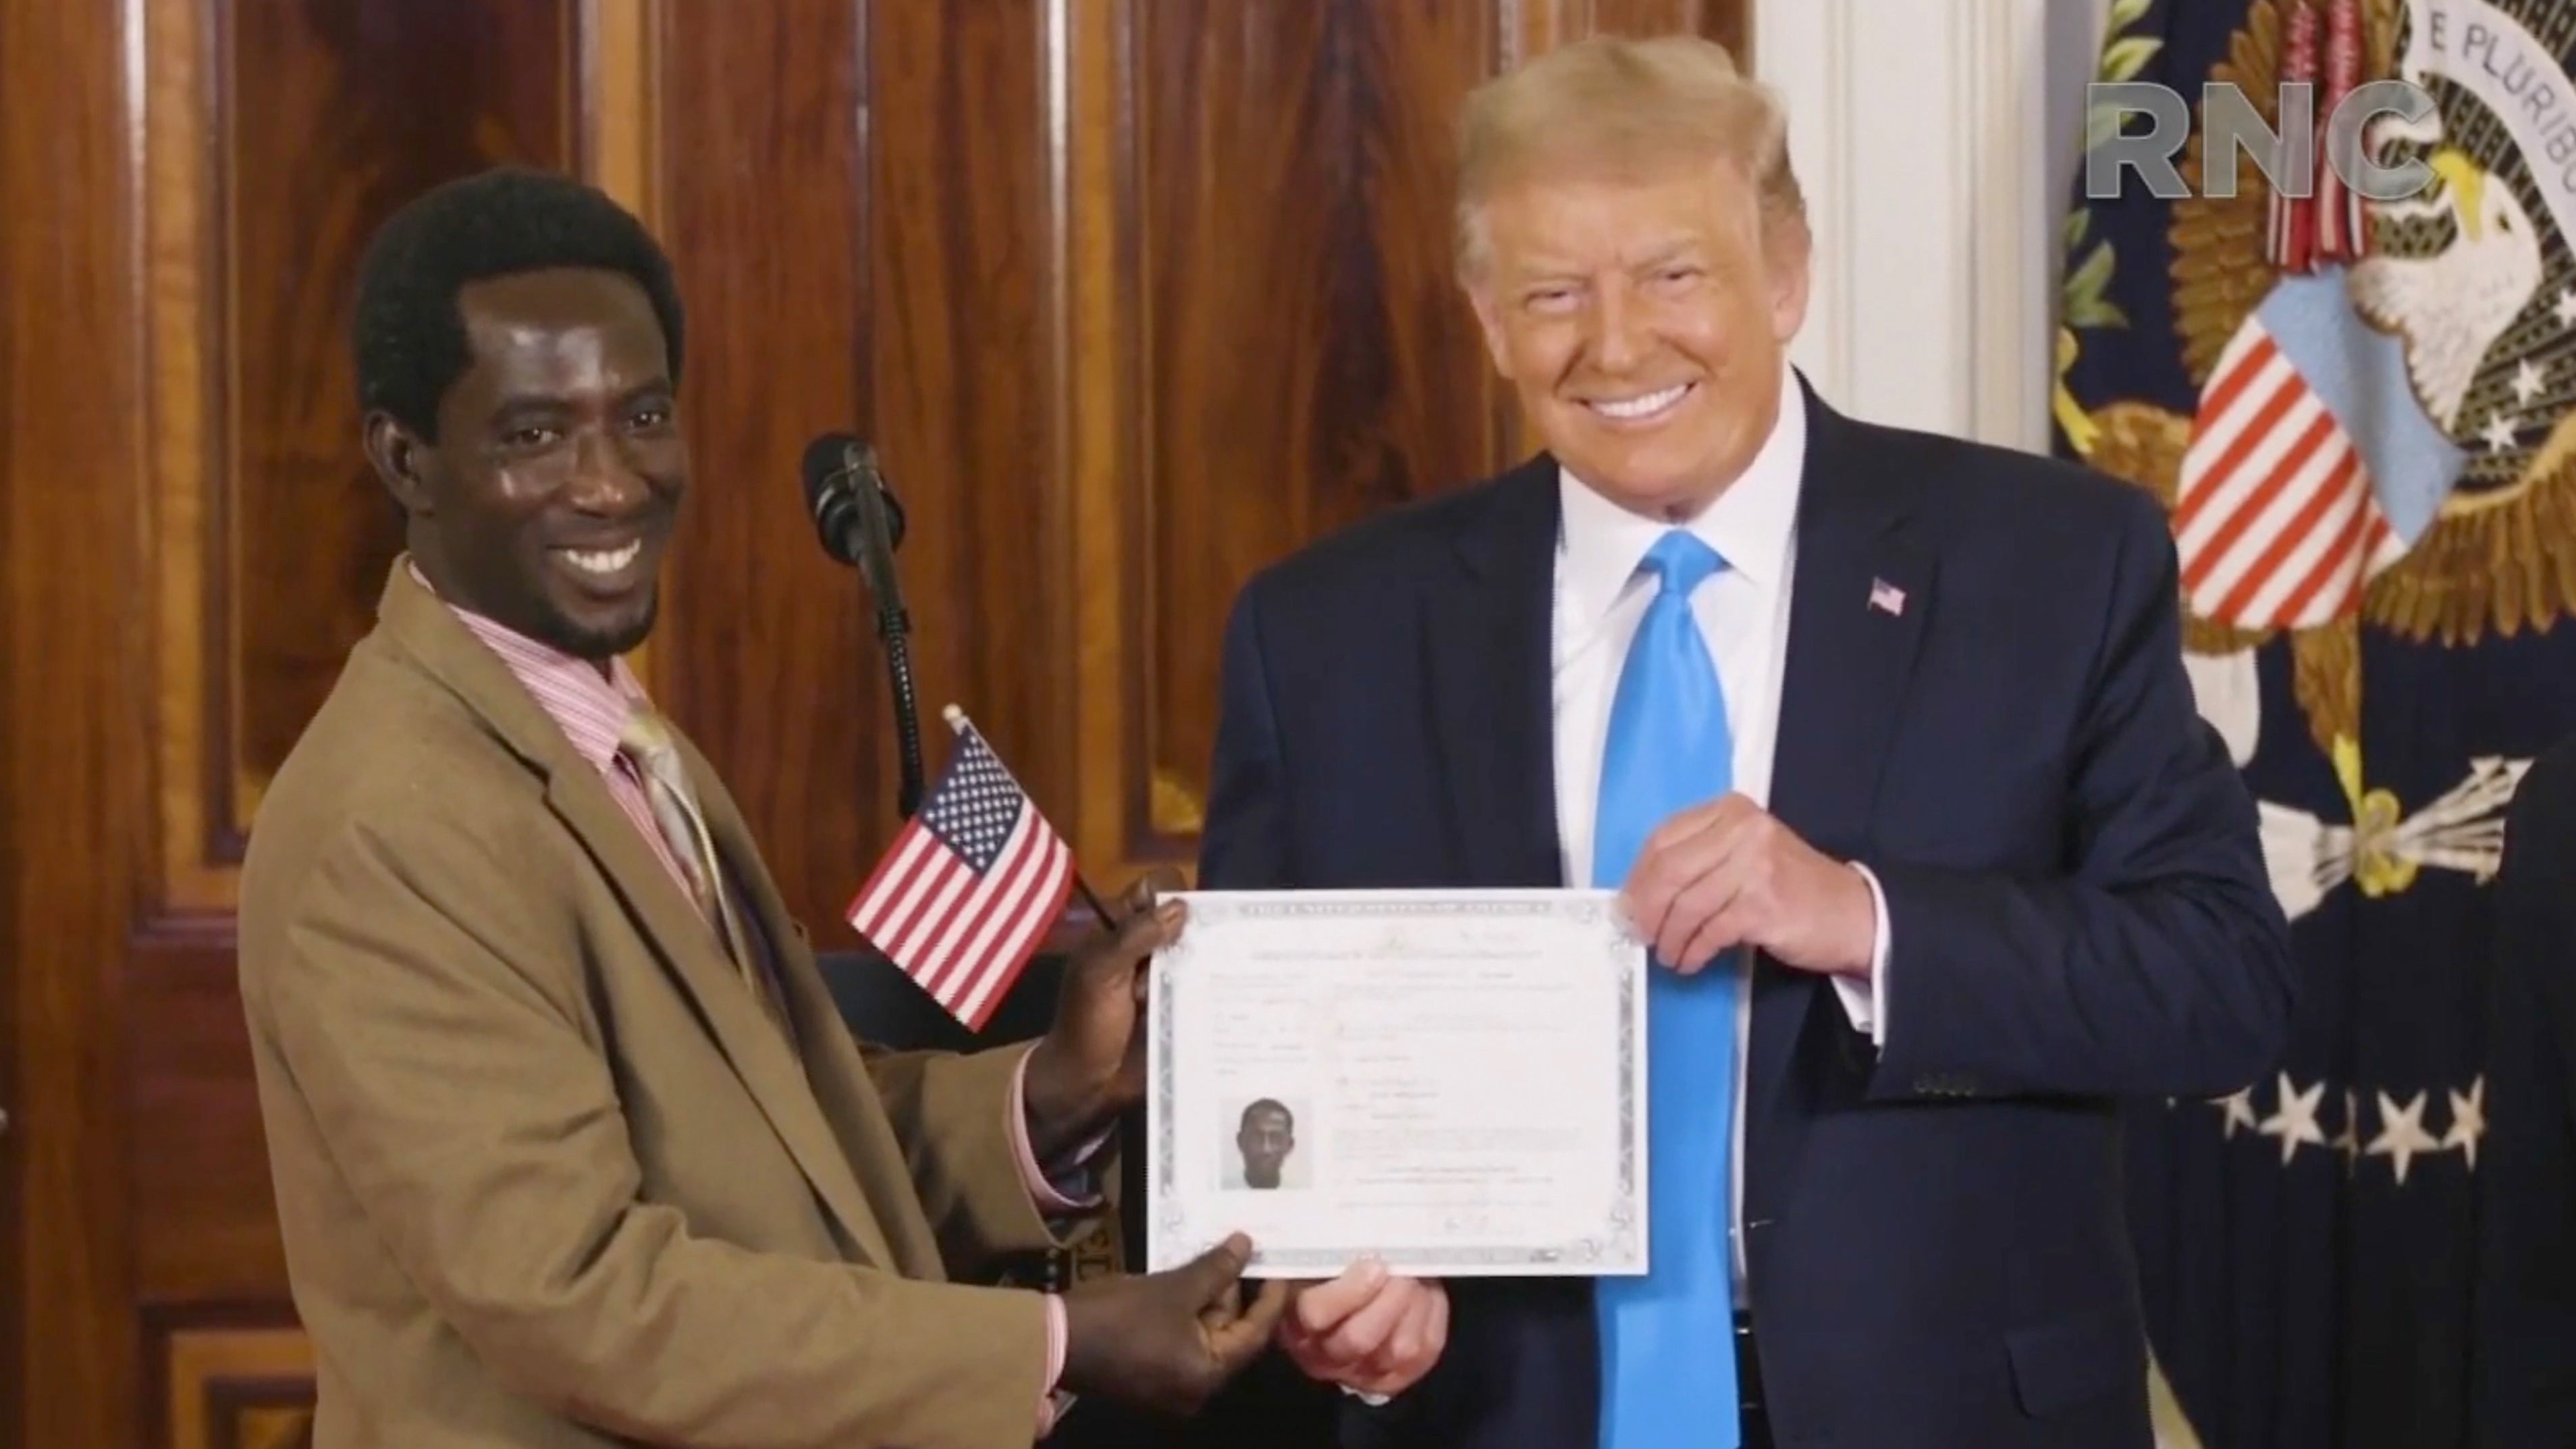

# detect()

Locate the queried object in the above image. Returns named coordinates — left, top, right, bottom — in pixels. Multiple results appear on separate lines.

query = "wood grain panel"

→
left=140, top=0, right=233, bottom=914
left=861, top=0, right=1073, bottom=884
left=578, top=0, right=663, bottom=227
left=3, top=3, right=147, bottom=1445
left=655, top=0, right=1088, bottom=947
left=147, top=0, right=579, bottom=910
left=1131, top=0, right=1514, bottom=859
left=131, top=930, right=290, bottom=1300
left=150, top=1316, right=313, bottom=1449
left=227, top=0, right=575, bottom=819
left=651, top=0, right=880, bottom=948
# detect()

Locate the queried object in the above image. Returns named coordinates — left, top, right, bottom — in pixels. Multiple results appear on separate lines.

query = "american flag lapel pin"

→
left=1869, top=577, right=1906, bottom=616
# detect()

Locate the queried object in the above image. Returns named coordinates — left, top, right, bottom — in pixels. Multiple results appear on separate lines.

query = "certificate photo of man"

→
left=1223, top=1097, right=1309, bottom=1191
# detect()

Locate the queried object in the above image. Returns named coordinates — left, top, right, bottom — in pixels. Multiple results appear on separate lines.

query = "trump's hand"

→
left=1277, top=1260, right=1447, bottom=1399
left=1623, top=793, right=1875, bottom=977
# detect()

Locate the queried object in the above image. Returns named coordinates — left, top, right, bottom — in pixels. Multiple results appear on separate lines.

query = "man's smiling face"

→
left=1468, top=158, right=1809, bottom=519
left=371, top=266, right=686, bottom=660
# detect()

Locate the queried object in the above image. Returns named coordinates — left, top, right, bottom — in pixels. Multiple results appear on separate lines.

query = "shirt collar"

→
left=1557, top=362, right=1806, bottom=627
left=404, top=558, right=650, bottom=773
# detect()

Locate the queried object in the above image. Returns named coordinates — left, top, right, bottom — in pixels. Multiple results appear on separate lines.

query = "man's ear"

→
left=363, top=411, right=433, bottom=515
left=1763, top=213, right=1815, bottom=345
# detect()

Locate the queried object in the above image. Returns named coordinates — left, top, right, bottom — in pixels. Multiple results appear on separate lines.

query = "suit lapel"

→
left=373, top=567, right=895, bottom=1267
left=537, top=750, right=897, bottom=1264
left=1422, top=458, right=1566, bottom=889
left=686, top=754, right=923, bottom=1273
left=1744, top=391, right=1936, bottom=1223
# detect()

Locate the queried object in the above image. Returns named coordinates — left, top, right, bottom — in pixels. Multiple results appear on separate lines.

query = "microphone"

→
left=800, top=433, right=908, bottom=581
left=800, top=433, right=928, bottom=820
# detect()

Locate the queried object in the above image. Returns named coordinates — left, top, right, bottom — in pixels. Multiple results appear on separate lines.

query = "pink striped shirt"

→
left=441, top=609, right=703, bottom=910
left=424, top=569, right=1074, bottom=1429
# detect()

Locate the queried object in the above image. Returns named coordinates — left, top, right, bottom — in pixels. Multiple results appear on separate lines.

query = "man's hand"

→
left=1058, top=1234, right=1290, bottom=1417
left=1277, top=1260, right=1447, bottom=1399
left=1024, top=870, right=1184, bottom=1161
left=1623, top=793, right=1875, bottom=976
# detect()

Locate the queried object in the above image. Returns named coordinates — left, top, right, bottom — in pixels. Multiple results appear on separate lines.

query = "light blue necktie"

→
left=1592, top=530, right=1740, bottom=1449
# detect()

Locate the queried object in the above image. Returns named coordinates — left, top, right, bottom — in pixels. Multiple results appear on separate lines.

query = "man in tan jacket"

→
left=238, top=166, right=1317, bottom=1449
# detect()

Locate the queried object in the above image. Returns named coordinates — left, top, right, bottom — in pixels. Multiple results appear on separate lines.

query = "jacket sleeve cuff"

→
left=1038, top=1294, right=1074, bottom=1433
left=1010, top=1049, right=1111, bottom=1211
left=1831, top=862, right=1891, bottom=1047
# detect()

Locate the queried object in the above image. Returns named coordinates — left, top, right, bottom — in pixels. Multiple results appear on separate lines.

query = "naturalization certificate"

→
left=1144, top=888, right=1648, bottom=1279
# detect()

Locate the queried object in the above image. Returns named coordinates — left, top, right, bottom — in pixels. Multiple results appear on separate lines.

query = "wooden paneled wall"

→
left=0, top=1, right=1746, bottom=1444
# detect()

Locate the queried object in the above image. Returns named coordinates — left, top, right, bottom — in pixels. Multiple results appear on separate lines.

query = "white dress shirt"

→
left=1549, top=362, right=1891, bottom=1297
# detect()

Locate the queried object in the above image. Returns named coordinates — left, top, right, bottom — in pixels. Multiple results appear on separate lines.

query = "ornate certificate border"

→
left=1148, top=891, right=1645, bottom=1276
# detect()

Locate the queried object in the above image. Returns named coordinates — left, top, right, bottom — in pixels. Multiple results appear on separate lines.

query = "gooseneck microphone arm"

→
left=871, top=557, right=926, bottom=822
left=800, top=434, right=927, bottom=820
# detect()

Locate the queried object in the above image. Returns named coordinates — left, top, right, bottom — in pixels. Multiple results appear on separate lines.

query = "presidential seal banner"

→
left=2056, top=1, right=2576, bottom=1446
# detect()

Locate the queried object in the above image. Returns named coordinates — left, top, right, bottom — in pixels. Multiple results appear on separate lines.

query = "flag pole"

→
left=1073, top=874, right=1118, bottom=931
left=940, top=704, right=1121, bottom=932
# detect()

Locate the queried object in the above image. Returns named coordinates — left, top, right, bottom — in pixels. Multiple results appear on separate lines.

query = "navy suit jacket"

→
left=1193, top=388, right=2296, bottom=1449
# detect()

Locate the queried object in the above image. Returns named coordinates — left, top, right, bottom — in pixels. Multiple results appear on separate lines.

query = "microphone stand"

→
left=880, top=594, right=927, bottom=822
left=845, top=460, right=1113, bottom=926
left=856, top=494, right=927, bottom=822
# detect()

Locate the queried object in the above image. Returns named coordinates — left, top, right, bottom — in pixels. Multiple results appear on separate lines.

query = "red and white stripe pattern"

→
left=2174, top=325, right=2403, bottom=630
left=845, top=716, right=1074, bottom=1030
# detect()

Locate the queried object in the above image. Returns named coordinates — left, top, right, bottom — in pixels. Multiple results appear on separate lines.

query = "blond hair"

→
left=1453, top=33, right=1805, bottom=278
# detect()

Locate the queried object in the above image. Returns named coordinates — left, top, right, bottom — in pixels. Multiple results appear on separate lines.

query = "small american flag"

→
left=845, top=708, right=1075, bottom=1029
left=1868, top=578, right=1906, bottom=616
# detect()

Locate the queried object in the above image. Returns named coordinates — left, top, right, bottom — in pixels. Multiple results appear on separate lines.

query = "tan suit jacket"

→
left=240, top=564, right=1085, bottom=1449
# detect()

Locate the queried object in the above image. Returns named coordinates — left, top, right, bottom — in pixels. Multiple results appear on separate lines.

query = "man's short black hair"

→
left=1242, top=1099, right=1293, bottom=1126
left=352, top=165, right=686, bottom=440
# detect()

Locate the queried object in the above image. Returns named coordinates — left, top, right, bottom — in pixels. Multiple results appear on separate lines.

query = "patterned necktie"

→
left=618, top=710, right=755, bottom=991
left=1591, top=530, right=1742, bottom=1449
